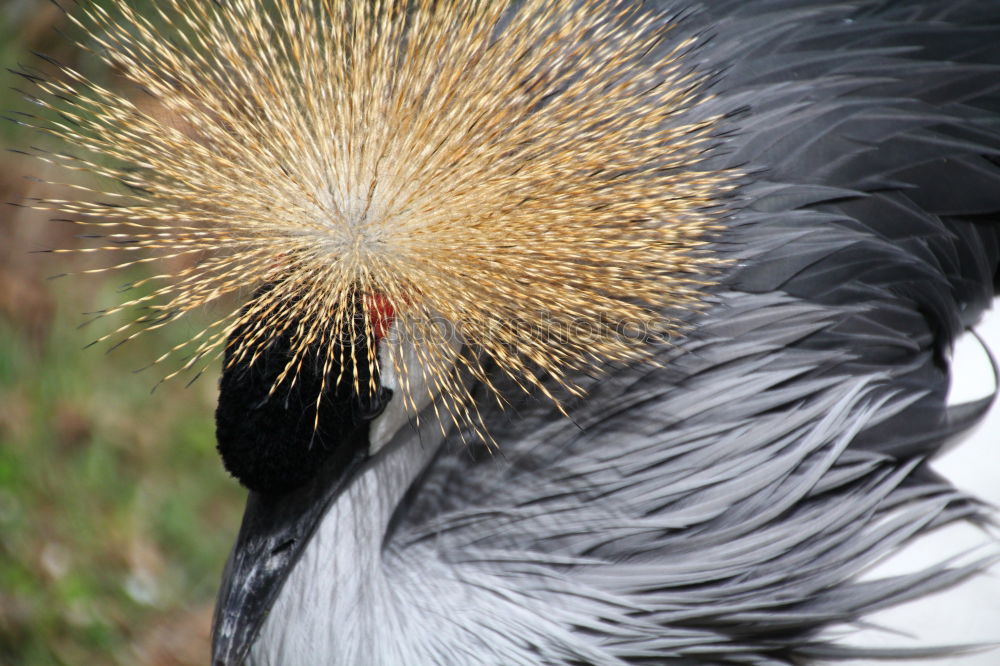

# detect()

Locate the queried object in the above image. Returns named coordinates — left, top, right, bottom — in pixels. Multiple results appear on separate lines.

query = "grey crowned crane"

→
left=19, top=0, right=1000, bottom=664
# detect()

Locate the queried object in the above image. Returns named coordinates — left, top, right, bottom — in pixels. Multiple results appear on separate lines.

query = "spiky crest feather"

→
left=19, top=0, right=736, bottom=435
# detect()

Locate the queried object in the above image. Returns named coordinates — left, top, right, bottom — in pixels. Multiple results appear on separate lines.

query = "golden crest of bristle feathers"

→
left=22, top=0, right=736, bottom=434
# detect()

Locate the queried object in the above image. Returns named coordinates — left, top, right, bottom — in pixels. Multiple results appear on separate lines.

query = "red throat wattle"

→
left=366, top=293, right=396, bottom=343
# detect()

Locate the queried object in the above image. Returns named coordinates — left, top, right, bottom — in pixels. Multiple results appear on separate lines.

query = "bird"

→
left=16, top=0, right=1000, bottom=664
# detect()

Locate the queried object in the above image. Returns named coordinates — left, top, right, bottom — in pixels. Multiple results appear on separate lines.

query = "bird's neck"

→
left=342, top=431, right=438, bottom=549
left=250, top=418, right=442, bottom=664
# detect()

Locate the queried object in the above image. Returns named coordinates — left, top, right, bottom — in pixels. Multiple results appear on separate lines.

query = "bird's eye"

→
left=354, top=385, right=394, bottom=421
left=215, top=288, right=392, bottom=494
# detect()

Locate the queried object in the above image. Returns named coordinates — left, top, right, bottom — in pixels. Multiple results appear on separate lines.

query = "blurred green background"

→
left=0, top=1, right=246, bottom=663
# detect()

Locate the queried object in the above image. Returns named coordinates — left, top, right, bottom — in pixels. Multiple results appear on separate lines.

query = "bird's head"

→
left=22, top=0, right=737, bottom=495
left=214, top=286, right=461, bottom=494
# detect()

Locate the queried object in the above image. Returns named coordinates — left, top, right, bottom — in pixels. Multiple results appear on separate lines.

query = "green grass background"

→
left=1, top=1, right=246, bottom=663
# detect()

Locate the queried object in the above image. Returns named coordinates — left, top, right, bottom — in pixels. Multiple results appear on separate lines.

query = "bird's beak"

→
left=210, top=440, right=368, bottom=666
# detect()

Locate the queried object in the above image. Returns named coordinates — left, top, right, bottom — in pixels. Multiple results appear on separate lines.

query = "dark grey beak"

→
left=210, top=444, right=367, bottom=666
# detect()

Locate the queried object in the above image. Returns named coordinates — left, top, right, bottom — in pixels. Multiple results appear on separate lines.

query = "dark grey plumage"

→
left=214, top=1, right=1000, bottom=664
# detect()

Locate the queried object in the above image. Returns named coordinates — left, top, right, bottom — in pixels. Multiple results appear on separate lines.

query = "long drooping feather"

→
left=248, top=2, right=1000, bottom=664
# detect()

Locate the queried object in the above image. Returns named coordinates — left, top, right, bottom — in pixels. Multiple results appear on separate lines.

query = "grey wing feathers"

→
left=391, top=2, right=1000, bottom=664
